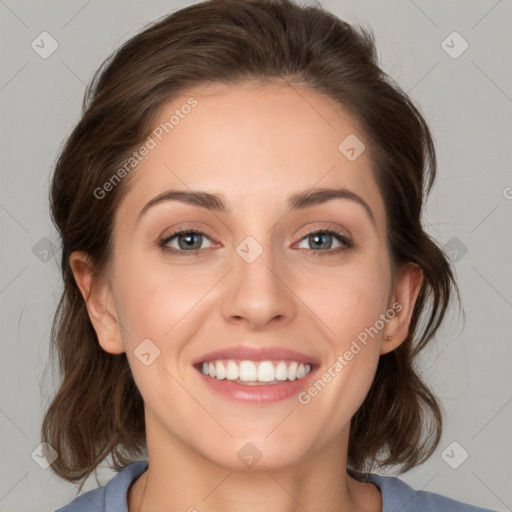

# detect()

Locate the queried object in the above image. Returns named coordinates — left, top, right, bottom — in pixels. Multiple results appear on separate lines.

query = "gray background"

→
left=1, top=0, right=511, bottom=510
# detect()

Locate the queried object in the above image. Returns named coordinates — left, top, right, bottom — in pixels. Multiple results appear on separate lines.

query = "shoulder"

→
left=366, top=473, right=499, bottom=512
left=54, top=460, right=149, bottom=512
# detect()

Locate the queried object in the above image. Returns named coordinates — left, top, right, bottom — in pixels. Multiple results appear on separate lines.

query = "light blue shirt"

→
left=55, top=460, right=498, bottom=511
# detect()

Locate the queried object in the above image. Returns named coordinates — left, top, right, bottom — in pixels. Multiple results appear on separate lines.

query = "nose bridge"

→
left=220, top=232, right=296, bottom=328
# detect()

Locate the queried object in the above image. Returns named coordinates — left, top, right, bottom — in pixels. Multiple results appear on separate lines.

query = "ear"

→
left=69, top=251, right=125, bottom=355
left=380, top=262, right=424, bottom=355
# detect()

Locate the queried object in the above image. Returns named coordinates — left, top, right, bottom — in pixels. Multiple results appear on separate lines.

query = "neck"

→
left=128, top=417, right=381, bottom=512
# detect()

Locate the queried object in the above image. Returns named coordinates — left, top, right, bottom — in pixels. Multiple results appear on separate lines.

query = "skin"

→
left=71, top=81, right=423, bottom=512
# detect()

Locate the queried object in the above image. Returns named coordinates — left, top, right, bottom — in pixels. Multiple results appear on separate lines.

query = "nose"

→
left=220, top=239, right=297, bottom=330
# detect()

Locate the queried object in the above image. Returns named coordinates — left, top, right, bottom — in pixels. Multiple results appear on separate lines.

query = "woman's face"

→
left=76, top=81, right=419, bottom=470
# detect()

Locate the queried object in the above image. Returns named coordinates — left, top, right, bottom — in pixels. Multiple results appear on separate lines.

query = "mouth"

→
left=193, top=345, right=319, bottom=403
left=195, top=359, right=313, bottom=385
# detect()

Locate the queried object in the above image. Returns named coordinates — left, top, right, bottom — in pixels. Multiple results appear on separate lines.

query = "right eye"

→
left=159, top=228, right=216, bottom=255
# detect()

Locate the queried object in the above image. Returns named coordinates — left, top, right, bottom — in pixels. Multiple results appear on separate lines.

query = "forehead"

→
left=117, top=81, right=386, bottom=229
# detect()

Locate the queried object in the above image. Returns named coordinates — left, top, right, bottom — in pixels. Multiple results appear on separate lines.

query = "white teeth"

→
left=287, top=361, right=298, bottom=381
left=215, top=360, right=226, bottom=379
left=257, top=361, right=276, bottom=382
left=200, top=359, right=312, bottom=383
left=239, top=361, right=257, bottom=381
left=225, top=360, right=239, bottom=380
left=275, top=361, right=288, bottom=381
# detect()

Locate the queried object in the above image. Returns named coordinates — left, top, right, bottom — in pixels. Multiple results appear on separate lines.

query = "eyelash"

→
left=158, top=226, right=354, bottom=257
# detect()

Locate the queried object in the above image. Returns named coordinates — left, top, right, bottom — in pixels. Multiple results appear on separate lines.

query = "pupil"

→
left=311, top=233, right=331, bottom=249
left=179, top=233, right=201, bottom=250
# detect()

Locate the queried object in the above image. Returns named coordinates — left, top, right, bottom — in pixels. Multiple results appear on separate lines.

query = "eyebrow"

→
left=137, top=187, right=376, bottom=226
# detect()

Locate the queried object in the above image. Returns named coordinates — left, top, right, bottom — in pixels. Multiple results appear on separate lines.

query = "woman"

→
left=42, top=0, right=498, bottom=510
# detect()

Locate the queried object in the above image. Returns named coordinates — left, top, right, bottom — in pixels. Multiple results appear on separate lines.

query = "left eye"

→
left=160, top=230, right=213, bottom=251
left=296, top=230, right=348, bottom=251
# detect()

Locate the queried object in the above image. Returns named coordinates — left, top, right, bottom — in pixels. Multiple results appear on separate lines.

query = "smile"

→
left=199, top=359, right=313, bottom=385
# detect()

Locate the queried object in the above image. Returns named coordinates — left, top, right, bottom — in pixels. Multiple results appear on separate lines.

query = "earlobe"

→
left=381, top=263, right=424, bottom=354
left=69, top=251, right=125, bottom=355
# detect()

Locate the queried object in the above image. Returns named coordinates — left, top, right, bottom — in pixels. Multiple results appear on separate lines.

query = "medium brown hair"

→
left=42, top=0, right=457, bottom=489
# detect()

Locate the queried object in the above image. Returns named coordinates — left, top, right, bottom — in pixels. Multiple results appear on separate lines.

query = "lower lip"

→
left=195, top=366, right=318, bottom=404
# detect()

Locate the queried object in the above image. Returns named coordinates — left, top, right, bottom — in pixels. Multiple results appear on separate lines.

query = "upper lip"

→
left=193, top=345, right=320, bottom=366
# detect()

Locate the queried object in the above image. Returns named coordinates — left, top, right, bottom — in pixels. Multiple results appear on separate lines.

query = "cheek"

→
left=295, top=255, right=390, bottom=410
left=303, top=255, right=392, bottom=343
left=112, top=253, right=214, bottom=344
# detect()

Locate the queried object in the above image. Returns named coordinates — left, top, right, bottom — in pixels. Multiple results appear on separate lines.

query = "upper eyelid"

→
left=295, top=225, right=351, bottom=241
